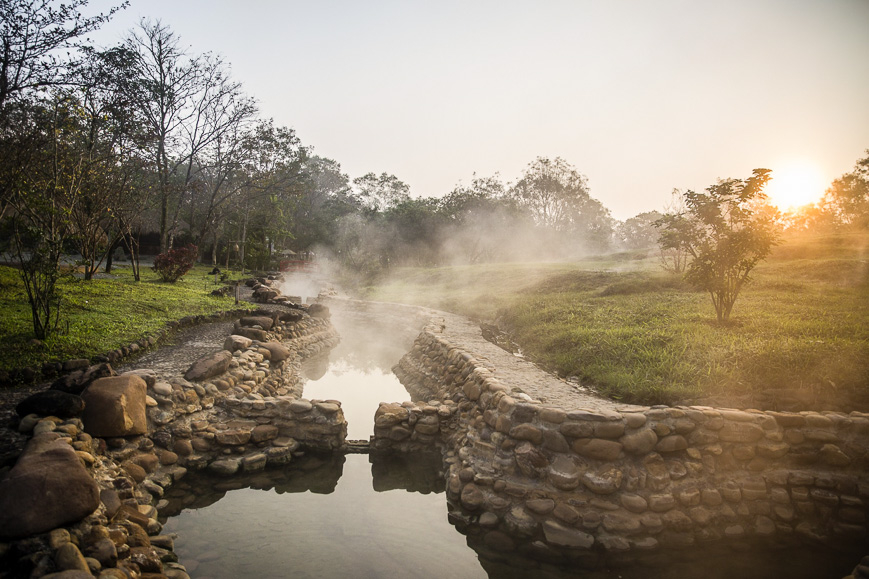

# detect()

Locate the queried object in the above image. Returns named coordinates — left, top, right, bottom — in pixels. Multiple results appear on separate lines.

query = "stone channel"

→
left=0, top=277, right=867, bottom=578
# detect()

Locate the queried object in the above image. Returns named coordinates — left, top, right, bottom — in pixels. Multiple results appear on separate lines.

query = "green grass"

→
left=360, top=233, right=869, bottom=405
left=0, top=264, right=255, bottom=375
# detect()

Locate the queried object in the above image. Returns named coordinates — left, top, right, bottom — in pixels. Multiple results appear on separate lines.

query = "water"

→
left=300, top=302, right=419, bottom=440
left=161, top=453, right=487, bottom=579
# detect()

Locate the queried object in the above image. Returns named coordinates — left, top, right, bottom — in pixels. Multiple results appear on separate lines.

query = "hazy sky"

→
left=87, top=0, right=869, bottom=220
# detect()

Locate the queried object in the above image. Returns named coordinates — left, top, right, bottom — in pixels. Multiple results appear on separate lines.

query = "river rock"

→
left=184, top=350, right=233, bottom=382
left=224, top=335, right=253, bottom=352
left=251, top=424, right=279, bottom=443
left=543, top=520, right=595, bottom=548
left=260, top=341, right=291, bottom=362
left=581, top=466, right=624, bottom=494
left=235, top=327, right=268, bottom=341
left=308, top=303, right=330, bottom=319
left=240, top=315, right=274, bottom=330
left=0, top=433, right=100, bottom=539
left=81, top=375, right=148, bottom=437
left=208, top=458, right=240, bottom=476
left=621, top=428, right=659, bottom=455
left=460, top=483, right=485, bottom=510
left=16, top=390, right=85, bottom=418
left=573, top=438, right=623, bottom=461
left=548, top=455, right=581, bottom=490
left=55, top=542, right=89, bottom=572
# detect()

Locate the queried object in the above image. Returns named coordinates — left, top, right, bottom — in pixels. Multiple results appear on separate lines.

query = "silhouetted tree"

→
left=823, top=150, right=869, bottom=229
left=657, top=170, right=780, bottom=322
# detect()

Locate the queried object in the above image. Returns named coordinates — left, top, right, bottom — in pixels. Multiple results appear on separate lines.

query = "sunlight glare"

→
left=766, top=162, right=826, bottom=211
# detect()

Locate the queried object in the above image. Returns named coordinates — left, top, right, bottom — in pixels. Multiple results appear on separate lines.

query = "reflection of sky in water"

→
left=302, top=307, right=417, bottom=440
left=164, top=454, right=486, bottom=579
left=304, top=359, right=409, bottom=440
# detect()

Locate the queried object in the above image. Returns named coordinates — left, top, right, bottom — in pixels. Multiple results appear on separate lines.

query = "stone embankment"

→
left=0, top=277, right=345, bottom=578
left=388, top=312, right=869, bottom=571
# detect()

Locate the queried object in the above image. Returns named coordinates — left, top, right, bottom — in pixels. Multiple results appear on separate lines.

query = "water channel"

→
left=159, top=302, right=864, bottom=579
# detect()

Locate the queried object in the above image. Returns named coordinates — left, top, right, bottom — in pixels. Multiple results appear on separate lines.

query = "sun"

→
left=765, top=162, right=827, bottom=211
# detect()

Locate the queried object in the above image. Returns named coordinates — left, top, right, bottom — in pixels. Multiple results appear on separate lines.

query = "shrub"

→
left=152, top=244, right=198, bottom=282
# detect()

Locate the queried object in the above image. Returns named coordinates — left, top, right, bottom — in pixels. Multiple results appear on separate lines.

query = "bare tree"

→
left=0, top=0, right=127, bottom=109
left=125, top=20, right=256, bottom=252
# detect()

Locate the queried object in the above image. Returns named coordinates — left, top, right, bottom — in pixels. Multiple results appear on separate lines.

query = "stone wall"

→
left=389, top=317, right=869, bottom=560
left=1, top=294, right=348, bottom=577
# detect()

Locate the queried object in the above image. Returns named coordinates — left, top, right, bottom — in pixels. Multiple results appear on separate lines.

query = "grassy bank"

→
left=0, top=264, right=255, bottom=375
left=360, top=233, right=869, bottom=405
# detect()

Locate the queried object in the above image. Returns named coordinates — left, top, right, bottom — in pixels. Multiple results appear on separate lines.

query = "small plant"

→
left=152, top=244, right=198, bottom=282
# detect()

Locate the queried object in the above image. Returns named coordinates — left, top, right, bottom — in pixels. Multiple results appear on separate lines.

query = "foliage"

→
left=352, top=172, right=411, bottom=212
left=152, top=244, right=198, bottom=282
left=617, top=210, right=662, bottom=250
left=360, top=233, right=869, bottom=405
left=823, top=149, right=869, bottom=229
left=656, top=170, right=781, bottom=322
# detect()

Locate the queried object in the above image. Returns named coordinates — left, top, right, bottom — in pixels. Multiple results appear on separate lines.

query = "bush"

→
left=152, top=244, right=198, bottom=282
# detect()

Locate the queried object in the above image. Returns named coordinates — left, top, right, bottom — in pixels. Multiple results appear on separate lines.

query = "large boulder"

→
left=16, top=390, right=85, bottom=418
left=260, top=341, right=291, bottom=362
left=0, top=433, right=100, bottom=539
left=81, top=375, right=148, bottom=437
left=184, top=350, right=233, bottom=381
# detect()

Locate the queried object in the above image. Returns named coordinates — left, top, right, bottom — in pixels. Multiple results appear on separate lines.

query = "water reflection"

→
left=161, top=453, right=487, bottom=579
left=449, top=501, right=864, bottom=579
left=301, top=303, right=423, bottom=440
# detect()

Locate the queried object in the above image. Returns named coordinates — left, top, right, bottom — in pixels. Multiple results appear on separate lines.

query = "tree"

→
left=510, top=156, right=614, bottom=255
left=124, top=20, right=256, bottom=253
left=63, top=46, right=146, bottom=280
left=511, top=156, right=591, bottom=230
left=823, top=150, right=869, bottom=229
left=5, top=96, right=90, bottom=338
left=352, top=172, right=410, bottom=212
left=617, top=210, right=663, bottom=250
left=0, top=0, right=126, bottom=110
left=439, top=174, right=525, bottom=263
left=657, top=169, right=780, bottom=323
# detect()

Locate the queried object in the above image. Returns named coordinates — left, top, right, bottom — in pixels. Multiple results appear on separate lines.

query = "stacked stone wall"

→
left=2, top=295, right=349, bottom=577
left=390, top=318, right=869, bottom=559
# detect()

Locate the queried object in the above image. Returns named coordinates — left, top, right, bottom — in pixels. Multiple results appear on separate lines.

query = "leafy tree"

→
left=352, top=172, right=410, bottom=212
left=4, top=96, right=89, bottom=338
left=617, top=211, right=664, bottom=250
left=63, top=47, right=147, bottom=279
left=510, top=156, right=614, bottom=254
left=439, top=174, right=520, bottom=263
left=657, top=169, right=780, bottom=323
left=511, top=156, right=590, bottom=230
left=654, top=189, right=693, bottom=273
left=823, top=150, right=869, bottom=229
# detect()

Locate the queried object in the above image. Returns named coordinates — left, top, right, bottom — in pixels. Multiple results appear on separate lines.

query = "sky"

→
left=86, top=0, right=869, bottom=220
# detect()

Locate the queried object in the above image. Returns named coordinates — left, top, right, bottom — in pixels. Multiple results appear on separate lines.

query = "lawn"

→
left=360, top=233, right=869, bottom=405
left=0, top=263, right=255, bottom=375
